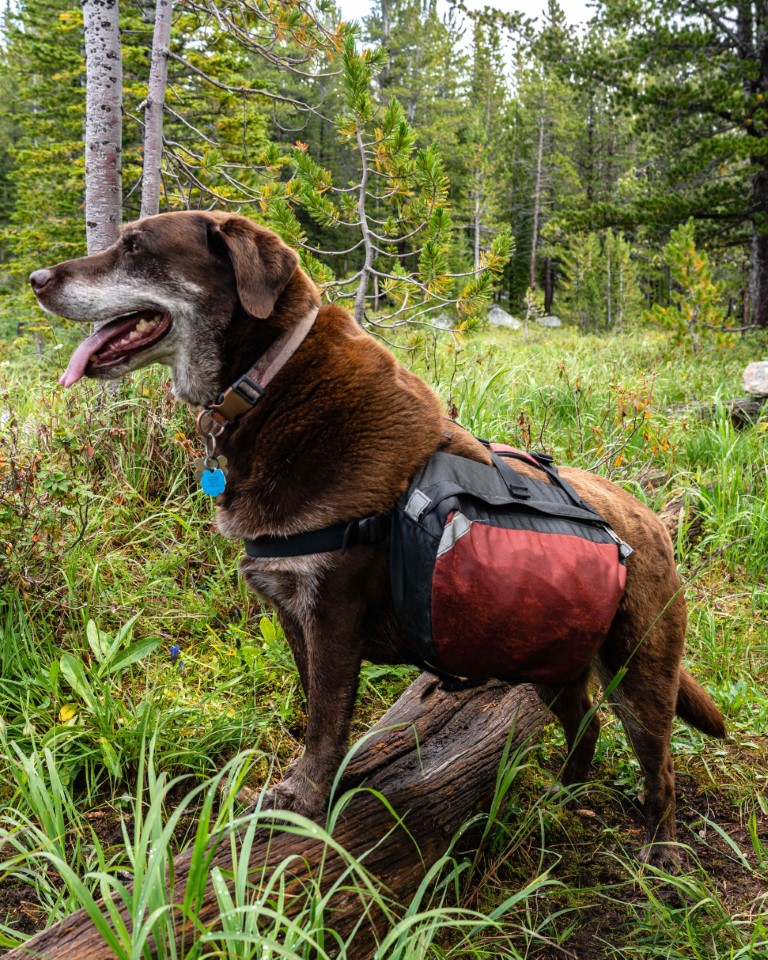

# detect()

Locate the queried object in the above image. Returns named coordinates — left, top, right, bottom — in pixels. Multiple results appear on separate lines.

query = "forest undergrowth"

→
left=0, top=317, right=766, bottom=958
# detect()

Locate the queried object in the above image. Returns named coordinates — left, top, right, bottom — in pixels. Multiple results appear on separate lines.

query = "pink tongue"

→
left=59, top=316, right=143, bottom=387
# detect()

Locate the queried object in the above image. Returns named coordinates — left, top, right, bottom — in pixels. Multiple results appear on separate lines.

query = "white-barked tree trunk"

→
left=82, top=0, right=123, bottom=253
left=140, top=0, right=174, bottom=218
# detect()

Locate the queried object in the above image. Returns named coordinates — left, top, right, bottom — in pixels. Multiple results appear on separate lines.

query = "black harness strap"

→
left=491, top=448, right=632, bottom=559
left=243, top=515, right=389, bottom=559
left=242, top=430, right=629, bottom=563
left=493, top=448, right=601, bottom=517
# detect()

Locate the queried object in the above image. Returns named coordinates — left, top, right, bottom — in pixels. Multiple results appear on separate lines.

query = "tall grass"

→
left=0, top=735, right=570, bottom=958
left=1, top=323, right=767, bottom=956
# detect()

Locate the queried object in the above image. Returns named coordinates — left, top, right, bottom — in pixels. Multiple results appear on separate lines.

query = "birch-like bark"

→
left=353, top=123, right=373, bottom=325
left=473, top=190, right=482, bottom=270
left=82, top=0, right=123, bottom=253
left=528, top=110, right=545, bottom=291
left=140, top=0, right=174, bottom=218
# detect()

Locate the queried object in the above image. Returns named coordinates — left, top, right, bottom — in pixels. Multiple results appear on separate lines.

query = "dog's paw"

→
left=639, top=842, right=682, bottom=874
left=255, top=774, right=327, bottom=821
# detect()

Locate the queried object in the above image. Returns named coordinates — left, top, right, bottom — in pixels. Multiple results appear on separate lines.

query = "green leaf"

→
left=86, top=619, right=110, bottom=664
left=59, top=653, right=97, bottom=714
left=48, top=659, right=60, bottom=694
left=98, top=737, right=121, bottom=779
left=103, top=637, right=162, bottom=678
left=114, top=612, right=142, bottom=648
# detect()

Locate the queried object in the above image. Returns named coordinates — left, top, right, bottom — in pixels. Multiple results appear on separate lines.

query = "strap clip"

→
left=232, top=374, right=266, bottom=405
left=357, top=515, right=386, bottom=545
left=341, top=515, right=387, bottom=553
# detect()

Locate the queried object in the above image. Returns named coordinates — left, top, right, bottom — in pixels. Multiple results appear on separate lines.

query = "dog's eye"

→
left=123, top=234, right=139, bottom=254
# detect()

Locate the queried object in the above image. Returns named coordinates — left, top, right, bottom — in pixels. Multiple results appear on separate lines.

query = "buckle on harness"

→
left=604, top=524, right=634, bottom=561
left=232, top=374, right=266, bottom=405
left=357, top=516, right=384, bottom=544
left=341, top=515, right=386, bottom=552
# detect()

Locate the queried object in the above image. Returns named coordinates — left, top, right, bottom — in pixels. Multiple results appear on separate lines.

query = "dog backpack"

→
left=390, top=443, right=632, bottom=685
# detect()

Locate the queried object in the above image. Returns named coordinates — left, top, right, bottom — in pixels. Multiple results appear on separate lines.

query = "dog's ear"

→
left=211, top=217, right=299, bottom=319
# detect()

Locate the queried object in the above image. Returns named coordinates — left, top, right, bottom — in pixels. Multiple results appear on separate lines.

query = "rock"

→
left=487, top=305, right=522, bottom=329
left=431, top=312, right=454, bottom=330
left=742, top=361, right=768, bottom=396
left=537, top=315, right=562, bottom=328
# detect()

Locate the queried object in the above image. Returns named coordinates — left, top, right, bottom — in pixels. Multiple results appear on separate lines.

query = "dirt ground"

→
left=470, top=741, right=768, bottom=960
left=1, top=737, right=765, bottom=958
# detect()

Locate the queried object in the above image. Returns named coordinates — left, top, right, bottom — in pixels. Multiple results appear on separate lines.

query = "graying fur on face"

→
left=49, top=274, right=222, bottom=407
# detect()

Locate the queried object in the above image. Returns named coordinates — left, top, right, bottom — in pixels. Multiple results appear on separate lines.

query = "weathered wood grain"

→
left=6, top=676, right=550, bottom=959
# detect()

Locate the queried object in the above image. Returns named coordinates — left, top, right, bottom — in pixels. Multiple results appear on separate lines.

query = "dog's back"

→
left=34, top=211, right=724, bottom=870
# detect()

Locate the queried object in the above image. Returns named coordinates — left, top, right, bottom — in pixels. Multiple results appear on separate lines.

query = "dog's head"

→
left=30, top=212, right=308, bottom=406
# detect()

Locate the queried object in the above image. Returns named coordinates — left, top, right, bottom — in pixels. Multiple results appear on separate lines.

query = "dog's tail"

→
left=676, top=668, right=726, bottom=737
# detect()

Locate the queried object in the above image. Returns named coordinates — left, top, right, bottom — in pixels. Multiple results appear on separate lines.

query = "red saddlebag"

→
left=390, top=444, right=632, bottom=685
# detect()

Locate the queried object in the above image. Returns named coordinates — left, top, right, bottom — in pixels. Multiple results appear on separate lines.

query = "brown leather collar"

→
left=196, top=306, right=319, bottom=438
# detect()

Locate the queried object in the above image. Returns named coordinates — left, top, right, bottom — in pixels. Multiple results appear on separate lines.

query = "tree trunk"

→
left=618, top=255, right=624, bottom=327
left=585, top=93, right=595, bottom=203
left=743, top=255, right=751, bottom=327
left=750, top=163, right=768, bottom=327
left=82, top=0, right=122, bottom=253
left=353, top=124, right=372, bottom=326
left=140, top=0, right=174, bottom=219
left=529, top=111, right=545, bottom=292
left=543, top=255, right=553, bottom=313
left=4, top=676, right=550, bottom=960
left=474, top=190, right=482, bottom=270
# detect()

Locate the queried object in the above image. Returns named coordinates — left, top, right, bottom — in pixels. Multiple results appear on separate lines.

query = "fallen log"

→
left=658, top=493, right=704, bottom=545
left=7, top=676, right=550, bottom=959
left=668, top=395, right=767, bottom=428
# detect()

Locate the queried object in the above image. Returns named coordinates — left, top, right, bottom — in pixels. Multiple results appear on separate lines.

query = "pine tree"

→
left=364, top=0, right=466, bottom=153
left=589, top=0, right=768, bottom=327
left=499, top=1, right=586, bottom=312
left=260, top=34, right=510, bottom=329
left=650, top=219, right=727, bottom=349
left=1, top=0, right=88, bottom=277
left=554, top=227, right=643, bottom=327
left=460, top=18, right=509, bottom=273
left=143, top=0, right=349, bottom=214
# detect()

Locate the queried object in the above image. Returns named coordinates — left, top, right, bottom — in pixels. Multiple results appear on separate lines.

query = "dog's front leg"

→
left=273, top=607, right=310, bottom=700
left=263, top=605, right=364, bottom=819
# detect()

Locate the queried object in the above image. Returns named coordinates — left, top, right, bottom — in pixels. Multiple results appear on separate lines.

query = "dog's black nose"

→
left=29, top=269, right=53, bottom=292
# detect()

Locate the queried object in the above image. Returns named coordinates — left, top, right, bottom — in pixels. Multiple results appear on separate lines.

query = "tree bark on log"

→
left=668, top=395, right=767, bottom=428
left=6, top=677, right=550, bottom=960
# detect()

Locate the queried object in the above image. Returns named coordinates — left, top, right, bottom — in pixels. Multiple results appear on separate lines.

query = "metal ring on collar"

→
left=196, top=408, right=228, bottom=438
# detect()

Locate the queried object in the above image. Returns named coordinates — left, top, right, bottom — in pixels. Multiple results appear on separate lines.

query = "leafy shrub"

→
left=650, top=218, right=731, bottom=349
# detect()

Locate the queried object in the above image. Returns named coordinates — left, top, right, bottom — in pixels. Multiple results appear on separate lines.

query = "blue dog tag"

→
left=201, top=468, right=226, bottom=497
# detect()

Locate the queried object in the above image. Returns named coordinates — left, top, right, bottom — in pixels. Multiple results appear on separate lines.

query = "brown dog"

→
left=31, top=211, right=725, bottom=869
